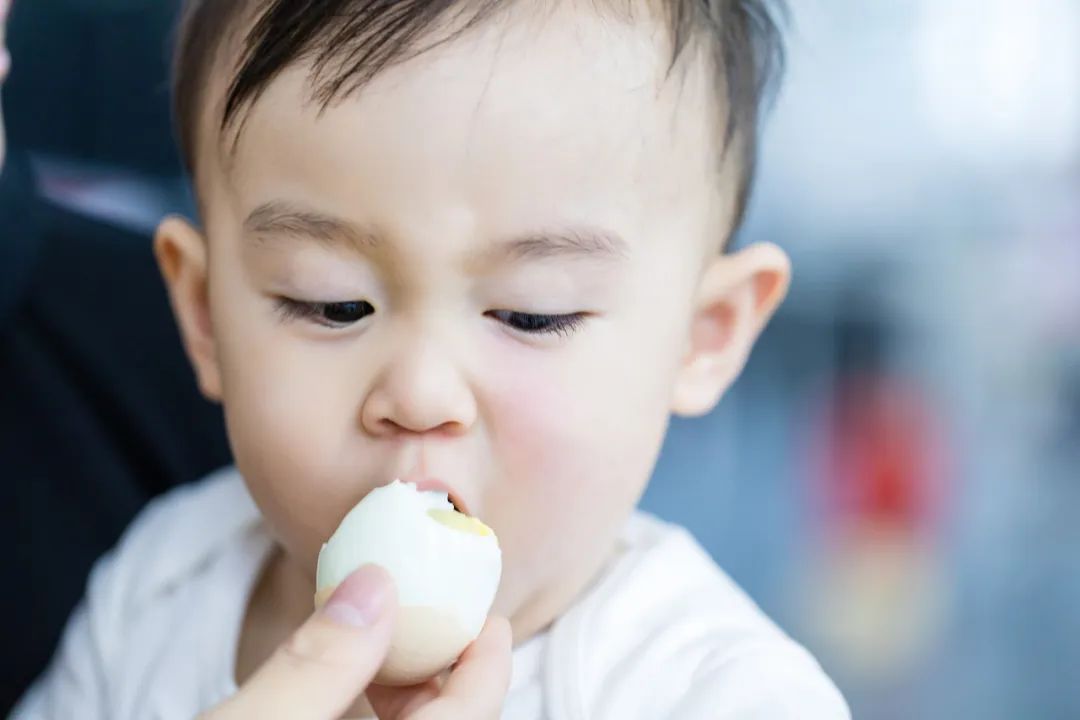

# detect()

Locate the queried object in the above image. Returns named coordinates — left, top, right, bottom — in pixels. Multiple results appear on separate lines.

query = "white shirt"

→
left=13, top=468, right=849, bottom=719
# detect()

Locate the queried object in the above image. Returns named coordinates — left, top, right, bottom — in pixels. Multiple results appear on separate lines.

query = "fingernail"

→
left=322, top=564, right=390, bottom=627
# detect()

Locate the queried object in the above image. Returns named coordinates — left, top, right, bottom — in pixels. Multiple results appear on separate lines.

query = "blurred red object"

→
left=823, top=372, right=947, bottom=533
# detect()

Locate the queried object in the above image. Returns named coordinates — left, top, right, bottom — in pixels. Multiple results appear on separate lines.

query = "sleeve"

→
left=671, top=641, right=851, bottom=720
left=8, top=553, right=123, bottom=719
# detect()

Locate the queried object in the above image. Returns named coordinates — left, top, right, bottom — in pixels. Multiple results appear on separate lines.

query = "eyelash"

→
left=275, top=298, right=376, bottom=327
left=485, top=310, right=588, bottom=337
left=276, top=298, right=588, bottom=337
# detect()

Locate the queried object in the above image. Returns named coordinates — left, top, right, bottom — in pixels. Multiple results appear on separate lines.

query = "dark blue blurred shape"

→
left=5, top=0, right=183, bottom=175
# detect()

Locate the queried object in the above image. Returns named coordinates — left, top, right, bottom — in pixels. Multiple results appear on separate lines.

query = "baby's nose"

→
left=360, top=340, right=477, bottom=438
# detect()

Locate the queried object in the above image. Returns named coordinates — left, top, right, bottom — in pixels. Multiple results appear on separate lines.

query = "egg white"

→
left=316, top=480, right=502, bottom=638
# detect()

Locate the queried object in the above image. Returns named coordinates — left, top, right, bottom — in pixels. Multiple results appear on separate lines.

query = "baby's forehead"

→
left=191, top=2, right=737, bottom=246
left=198, top=2, right=724, bottom=173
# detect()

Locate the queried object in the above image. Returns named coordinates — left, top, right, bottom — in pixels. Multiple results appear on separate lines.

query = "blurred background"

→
left=4, top=0, right=1079, bottom=717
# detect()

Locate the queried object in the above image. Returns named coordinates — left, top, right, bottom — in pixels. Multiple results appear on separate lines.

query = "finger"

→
left=367, top=617, right=512, bottom=720
left=205, top=564, right=397, bottom=720
left=365, top=678, right=441, bottom=720
left=409, top=616, right=513, bottom=720
left=434, top=617, right=513, bottom=709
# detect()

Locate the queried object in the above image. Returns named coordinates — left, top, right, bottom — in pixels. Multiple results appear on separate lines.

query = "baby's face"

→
left=166, top=5, right=776, bottom=634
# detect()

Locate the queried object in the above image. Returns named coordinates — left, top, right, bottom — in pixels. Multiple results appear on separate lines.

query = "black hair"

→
left=174, top=0, right=785, bottom=230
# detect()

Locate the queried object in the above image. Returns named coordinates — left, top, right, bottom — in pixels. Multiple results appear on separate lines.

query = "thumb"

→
left=205, top=564, right=397, bottom=720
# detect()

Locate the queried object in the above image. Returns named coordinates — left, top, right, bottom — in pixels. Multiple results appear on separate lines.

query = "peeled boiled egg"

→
left=315, top=480, right=501, bottom=685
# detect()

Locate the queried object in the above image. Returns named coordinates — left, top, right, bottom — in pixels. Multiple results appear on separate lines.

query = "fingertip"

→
left=229, top=567, right=399, bottom=720
left=455, top=615, right=512, bottom=669
left=343, top=562, right=395, bottom=589
left=366, top=678, right=441, bottom=719
left=482, top=615, right=513, bottom=649
left=438, top=615, right=513, bottom=711
left=322, top=564, right=397, bottom=628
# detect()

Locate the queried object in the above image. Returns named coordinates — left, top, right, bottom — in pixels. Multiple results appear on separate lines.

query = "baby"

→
left=15, top=0, right=849, bottom=718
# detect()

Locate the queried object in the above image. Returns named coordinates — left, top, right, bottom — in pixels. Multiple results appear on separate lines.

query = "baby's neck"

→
left=235, top=547, right=317, bottom=679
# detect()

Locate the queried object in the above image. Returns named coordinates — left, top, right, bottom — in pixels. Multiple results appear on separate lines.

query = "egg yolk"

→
left=428, top=509, right=494, bottom=536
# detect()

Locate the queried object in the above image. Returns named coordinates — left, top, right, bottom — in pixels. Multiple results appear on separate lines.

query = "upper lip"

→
left=401, top=475, right=471, bottom=516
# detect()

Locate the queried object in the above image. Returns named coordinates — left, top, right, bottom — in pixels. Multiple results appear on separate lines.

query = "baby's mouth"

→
left=403, top=475, right=471, bottom=516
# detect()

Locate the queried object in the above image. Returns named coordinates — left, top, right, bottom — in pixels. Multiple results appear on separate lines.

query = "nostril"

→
left=375, top=418, right=458, bottom=438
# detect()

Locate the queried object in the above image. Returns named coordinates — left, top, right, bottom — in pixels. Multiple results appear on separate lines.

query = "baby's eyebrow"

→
left=243, top=200, right=629, bottom=263
left=485, top=229, right=630, bottom=264
left=243, top=201, right=379, bottom=253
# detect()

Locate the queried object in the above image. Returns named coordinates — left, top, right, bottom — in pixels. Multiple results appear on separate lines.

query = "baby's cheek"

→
left=482, top=346, right=659, bottom=528
left=222, top=347, right=361, bottom=566
left=484, top=358, right=591, bottom=488
left=483, top=355, right=661, bottom=615
left=500, top=339, right=663, bottom=441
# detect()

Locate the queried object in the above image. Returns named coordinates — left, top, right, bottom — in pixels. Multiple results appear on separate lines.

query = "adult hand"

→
left=199, top=564, right=512, bottom=720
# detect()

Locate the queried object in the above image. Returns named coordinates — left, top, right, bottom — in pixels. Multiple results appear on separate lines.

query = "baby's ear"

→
left=154, top=216, right=222, bottom=401
left=671, top=243, right=791, bottom=417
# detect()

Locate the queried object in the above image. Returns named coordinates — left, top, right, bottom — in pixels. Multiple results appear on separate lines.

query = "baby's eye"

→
left=486, top=310, right=587, bottom=337
left=276, top=298, right=376, bottom=328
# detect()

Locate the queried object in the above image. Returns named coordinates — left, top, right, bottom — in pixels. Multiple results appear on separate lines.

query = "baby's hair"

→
left=173, top=0, right=786, bottom=231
